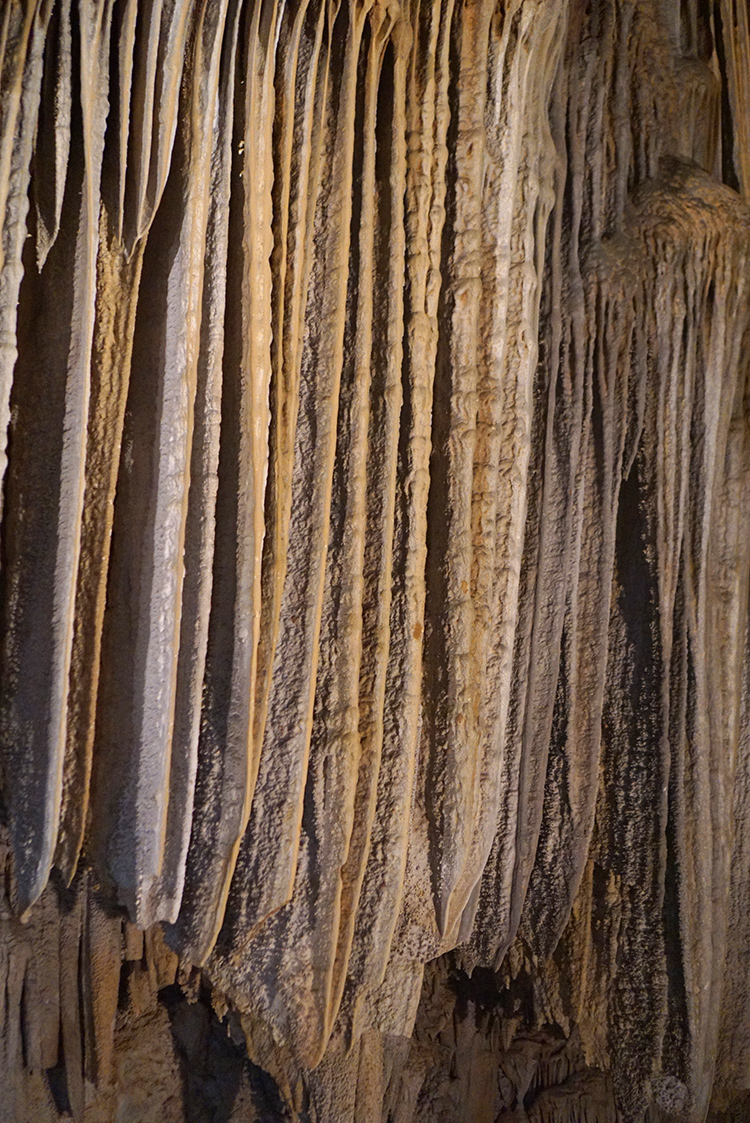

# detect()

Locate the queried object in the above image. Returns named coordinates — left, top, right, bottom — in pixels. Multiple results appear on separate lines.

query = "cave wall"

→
left=2, top=0, right=750, bottom=1120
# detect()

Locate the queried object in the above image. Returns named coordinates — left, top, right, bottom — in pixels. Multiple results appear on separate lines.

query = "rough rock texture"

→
left=1, top=0, right=750, bottom=1120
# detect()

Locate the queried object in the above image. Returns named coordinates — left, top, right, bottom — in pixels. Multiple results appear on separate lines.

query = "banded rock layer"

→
left=2, top=0, right=750, bottom=1120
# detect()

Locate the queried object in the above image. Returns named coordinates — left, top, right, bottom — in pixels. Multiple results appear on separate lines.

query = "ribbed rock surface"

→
left=1, top=0, right=750, bottom=1120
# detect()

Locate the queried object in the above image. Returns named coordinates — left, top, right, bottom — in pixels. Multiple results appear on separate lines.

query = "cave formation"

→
left=1, top=0, right=750, bottom=1120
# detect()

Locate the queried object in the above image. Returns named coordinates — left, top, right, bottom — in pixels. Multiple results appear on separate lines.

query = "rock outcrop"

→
left=1, top=0, right=750, bottom=1120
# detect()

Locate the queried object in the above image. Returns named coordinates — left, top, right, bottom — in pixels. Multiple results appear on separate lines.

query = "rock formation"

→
left=1, top=0, right=750, bottom=1119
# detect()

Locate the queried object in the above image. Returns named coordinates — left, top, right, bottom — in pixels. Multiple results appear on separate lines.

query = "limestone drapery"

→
left=2, top=0, right=750, bottom=1119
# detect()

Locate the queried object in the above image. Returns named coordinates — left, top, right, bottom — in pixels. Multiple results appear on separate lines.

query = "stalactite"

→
left=2, top=0, right=750, bottom=1120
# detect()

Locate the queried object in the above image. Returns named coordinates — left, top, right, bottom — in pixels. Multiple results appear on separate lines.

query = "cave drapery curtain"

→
left=2, top=0, right=750, bottom=1119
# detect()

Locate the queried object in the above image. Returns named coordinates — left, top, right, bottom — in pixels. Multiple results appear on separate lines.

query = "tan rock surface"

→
left=2, top=1, right=750, bottom=1120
